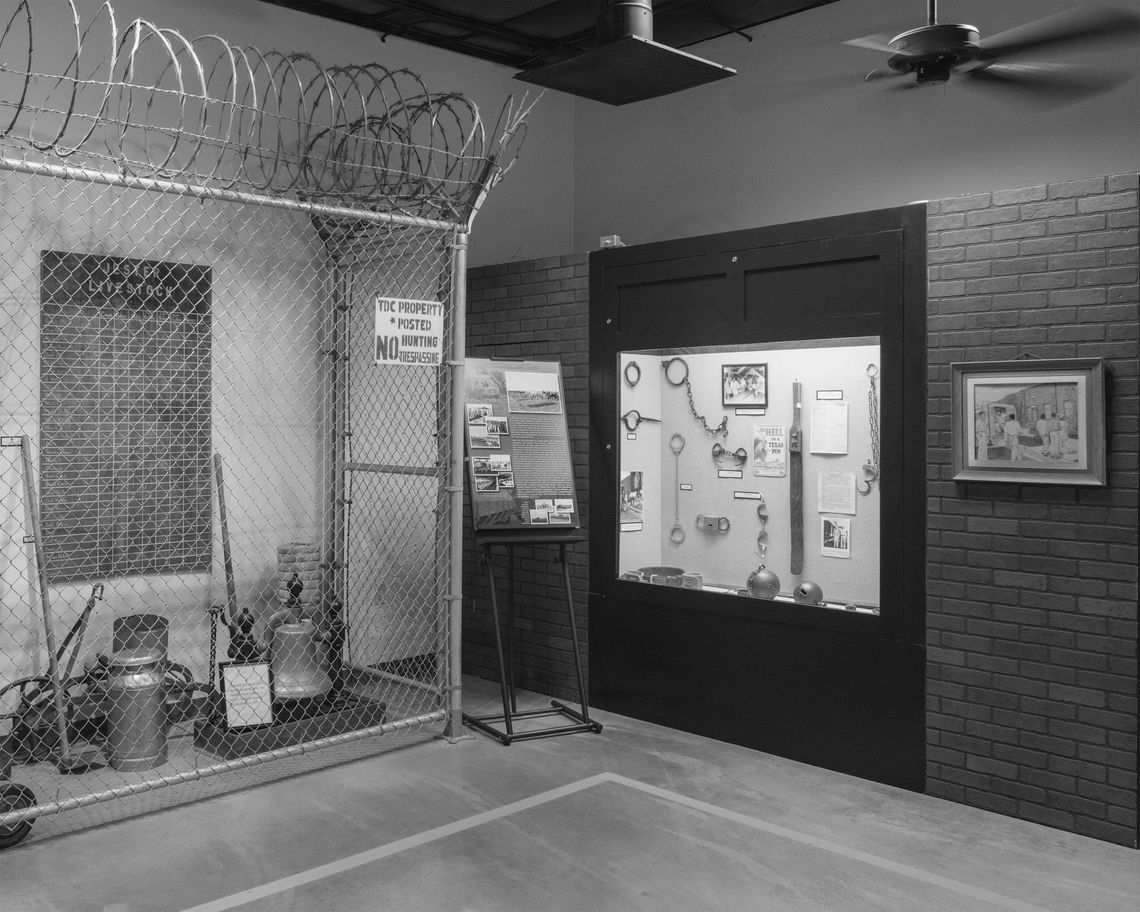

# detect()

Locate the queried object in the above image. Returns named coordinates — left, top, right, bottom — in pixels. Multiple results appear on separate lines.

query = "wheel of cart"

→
left=0, top=779, right=36, bottom=849
left=1, top=673, right=69, bottom=850
left=0, top=739, right=35, bottom=849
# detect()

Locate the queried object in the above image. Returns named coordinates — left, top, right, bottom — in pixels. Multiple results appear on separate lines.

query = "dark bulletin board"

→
left=39, top=251, right=212, bottom=581
left=464, top=357, right=580, bottom=531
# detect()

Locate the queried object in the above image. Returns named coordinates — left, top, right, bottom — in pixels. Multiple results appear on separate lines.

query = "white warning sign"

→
left=374, top=296, right=444, bottom=366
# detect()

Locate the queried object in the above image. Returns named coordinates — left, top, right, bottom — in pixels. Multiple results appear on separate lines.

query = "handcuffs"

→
left=858, top=363, right=880, bottom=495
left=668, top=433, right=686, bottom=544
left=711, top=442, right=748, bottom=467
left=695, top=514, right=731, bottom=534
left=756, top=499, right=769, bottom=557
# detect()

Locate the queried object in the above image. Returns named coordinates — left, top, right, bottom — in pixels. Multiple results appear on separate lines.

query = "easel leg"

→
left=482, top=546, right=514, bottom=740
left=506, top=545, right=517, bottom=714
left=556, top=543, right=599, bottom=729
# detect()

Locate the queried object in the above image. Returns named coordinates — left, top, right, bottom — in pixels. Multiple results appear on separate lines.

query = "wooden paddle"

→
left=789, top=381, right=804, bottom=576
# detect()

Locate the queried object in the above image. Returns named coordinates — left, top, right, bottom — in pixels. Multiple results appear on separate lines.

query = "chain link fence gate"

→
left=0, top=0, right=533, bottom=846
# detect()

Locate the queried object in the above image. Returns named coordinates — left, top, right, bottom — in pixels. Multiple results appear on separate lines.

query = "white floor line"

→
left=180, top=771, right=1060, bottom=912
left=610, top=774, right=1059, bottom=912
left=176, top=773, right=617, bottom=912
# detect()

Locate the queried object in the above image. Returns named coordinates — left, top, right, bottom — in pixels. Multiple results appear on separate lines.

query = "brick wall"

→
left=926, top=173, right=1139, bottom=846
left=464, top=178, right=1138, bottom=846
left=462, top=254, right=591, bottom=700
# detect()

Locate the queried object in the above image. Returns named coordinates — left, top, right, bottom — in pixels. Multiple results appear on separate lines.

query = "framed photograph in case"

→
left=951, top=357, right=1106, bottom=486
left=722, top=363, right=768, bottom=407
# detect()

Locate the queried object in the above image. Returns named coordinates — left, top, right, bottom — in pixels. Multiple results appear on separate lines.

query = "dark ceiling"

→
left=256, top=1, right=841, bottom=71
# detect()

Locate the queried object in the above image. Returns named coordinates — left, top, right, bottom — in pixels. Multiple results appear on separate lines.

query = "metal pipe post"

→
left=444, top=231, right=470, bottom=738
left=327, top=259, right=349, bottom=624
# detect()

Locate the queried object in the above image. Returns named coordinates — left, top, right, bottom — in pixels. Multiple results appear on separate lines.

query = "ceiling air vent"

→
left=514, top=0, right=736, bottom=105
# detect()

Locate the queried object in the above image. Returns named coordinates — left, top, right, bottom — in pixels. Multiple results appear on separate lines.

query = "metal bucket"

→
left=104, top=648, right=167, bottom=772
left=112, top=614, right=169, bottom=656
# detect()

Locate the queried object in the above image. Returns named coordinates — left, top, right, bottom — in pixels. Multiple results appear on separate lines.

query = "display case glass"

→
left=617, top=336, right=881, bottom=615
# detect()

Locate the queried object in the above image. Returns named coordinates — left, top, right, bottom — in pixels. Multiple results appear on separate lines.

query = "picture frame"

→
left=951, top=357, right=1106, bottom=486
left=219, top=660, right=274, bottom=730
left=821, top=515, right=852, bottom=558
left=722, top=363, right=768, bottom=407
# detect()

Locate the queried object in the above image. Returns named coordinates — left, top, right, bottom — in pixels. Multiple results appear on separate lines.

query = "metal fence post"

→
left=445, top=231, right=469, bottom=740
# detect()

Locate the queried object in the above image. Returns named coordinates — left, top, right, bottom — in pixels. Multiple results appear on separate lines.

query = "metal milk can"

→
left=105, top=648, right=167, bottom=771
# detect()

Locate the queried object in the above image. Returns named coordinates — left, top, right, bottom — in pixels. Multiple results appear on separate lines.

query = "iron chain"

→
left=684, top=376, right=728, bottom=437
left=862, top=363, right=880, bottom=495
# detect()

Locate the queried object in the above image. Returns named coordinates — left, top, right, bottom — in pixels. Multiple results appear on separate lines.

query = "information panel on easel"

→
left=464, top=358, right=579, bottom=530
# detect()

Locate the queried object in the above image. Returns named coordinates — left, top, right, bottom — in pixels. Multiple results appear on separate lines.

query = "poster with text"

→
left=753, top=424, right=787, bottom=477
left=464, top=358, right=579, bottom=530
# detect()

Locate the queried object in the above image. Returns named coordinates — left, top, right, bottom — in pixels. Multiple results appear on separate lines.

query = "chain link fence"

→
left=0, top=0, right=532, bottom=847
left=0, top=165, right=458, bottom=846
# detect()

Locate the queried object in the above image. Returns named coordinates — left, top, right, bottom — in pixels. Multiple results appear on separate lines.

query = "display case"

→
left=587, top=205, right=927, bottom=790
left=617, top=337, right=881, bottom=615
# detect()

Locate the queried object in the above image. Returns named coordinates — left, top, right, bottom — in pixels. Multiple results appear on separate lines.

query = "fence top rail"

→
left=0, top=1, right=535, bottom=224
left=0, top=154, right=459, bottom=231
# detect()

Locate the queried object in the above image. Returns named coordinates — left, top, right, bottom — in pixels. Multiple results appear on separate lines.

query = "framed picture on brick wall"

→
left=951, top=357, right=1106, bottom=486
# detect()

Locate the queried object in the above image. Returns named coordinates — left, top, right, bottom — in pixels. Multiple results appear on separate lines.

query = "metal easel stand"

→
left=462, top=531, right=602, bottom=745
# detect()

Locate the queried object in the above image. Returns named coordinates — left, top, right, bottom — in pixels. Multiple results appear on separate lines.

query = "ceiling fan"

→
left=847, top=1, right=1140, bottom=93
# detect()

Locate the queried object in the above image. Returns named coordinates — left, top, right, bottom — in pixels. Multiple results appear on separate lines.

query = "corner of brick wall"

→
left=461, top=253, right=591, bottom=701
left=926, top=173, right=1139, bottom=846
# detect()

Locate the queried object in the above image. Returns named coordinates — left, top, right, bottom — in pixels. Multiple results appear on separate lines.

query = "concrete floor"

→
left=1, top=676, right=1137, bottom=912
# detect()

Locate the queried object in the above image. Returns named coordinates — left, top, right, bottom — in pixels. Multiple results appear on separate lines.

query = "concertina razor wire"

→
left=0, top=0, right=535, bottom=846
left=0, top=0, right=536, bottom=218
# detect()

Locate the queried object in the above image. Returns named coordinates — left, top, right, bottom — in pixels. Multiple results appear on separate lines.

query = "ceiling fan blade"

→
left=729, top=72, right=882, bottom=108
left=844, top=32, right=897, bottom=54
left=864, top=67, right=907, bottom=83
left=885, top=78, right=926, bottom=92
left=979, top=4, right=1140, bottom=62
left=764, top=72, right=867, bottom=99
left=964, top=60, right=1134, bottom=104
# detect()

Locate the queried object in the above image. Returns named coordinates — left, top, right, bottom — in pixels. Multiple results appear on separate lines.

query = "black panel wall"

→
left=588, top=206, right=928, bottom=790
